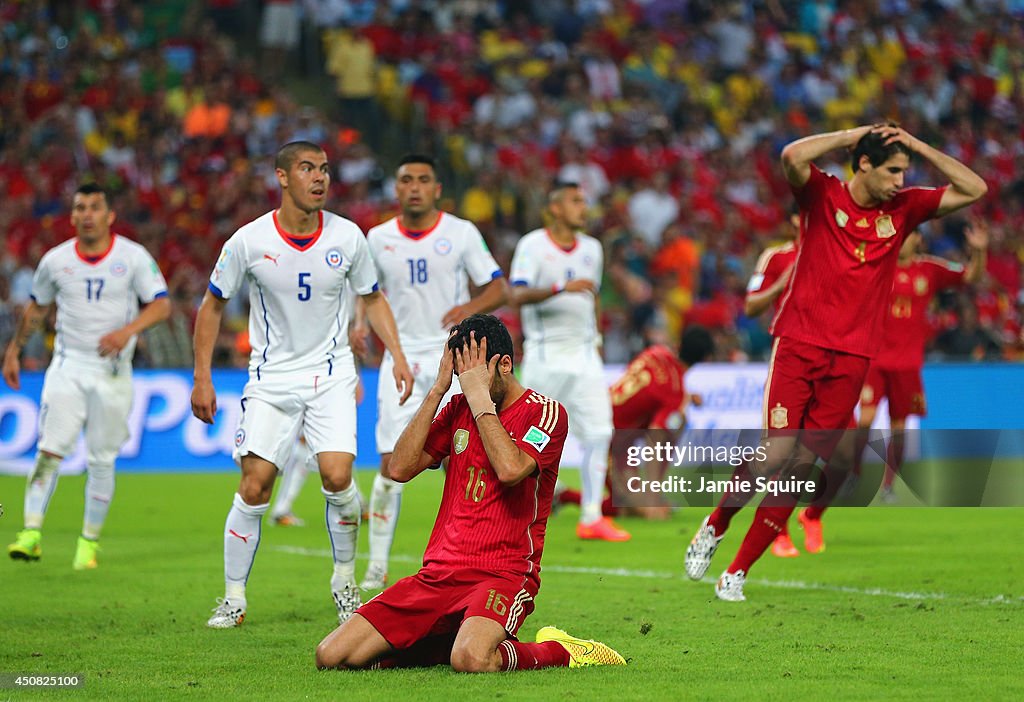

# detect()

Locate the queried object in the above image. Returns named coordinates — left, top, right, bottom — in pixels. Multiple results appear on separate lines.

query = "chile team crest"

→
left=325, top=249, right=343, bottom=268
left=434, top=238, right=452, bottom=256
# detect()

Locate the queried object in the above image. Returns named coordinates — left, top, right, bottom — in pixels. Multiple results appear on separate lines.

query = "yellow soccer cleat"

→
left=535, top=626, right=626, bottom=668
left=8, top=529, right=42, bottom=561
left=72, top=536, right=99, bottom=570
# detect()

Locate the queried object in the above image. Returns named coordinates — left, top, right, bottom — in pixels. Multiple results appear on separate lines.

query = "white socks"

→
left=82, top=461, right=115, bottom=540
left=323, top=482, right=360, bottom=591
left=579, top=439, right=611, bottom=525
left=24, top=452, right=61, bottom=530
left=367, top=472, right=403, bottom=572
left=223, top=493, right=268, bottom=605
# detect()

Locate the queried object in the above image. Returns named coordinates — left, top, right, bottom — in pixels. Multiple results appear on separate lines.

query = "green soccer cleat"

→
left=9, top=529, right=42, bottom=561
left=535, top=626, right=626, bottom=668
left=72, top=536, right=99, bottom=570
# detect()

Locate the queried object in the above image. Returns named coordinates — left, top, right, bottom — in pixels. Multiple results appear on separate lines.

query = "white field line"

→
left=270, top=545, right=1022, bottom=606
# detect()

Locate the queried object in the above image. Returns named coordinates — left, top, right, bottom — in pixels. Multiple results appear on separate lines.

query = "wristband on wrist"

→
left=551, top=283, right=563, bottom=295
left=473, top=407, right=497, bottom=421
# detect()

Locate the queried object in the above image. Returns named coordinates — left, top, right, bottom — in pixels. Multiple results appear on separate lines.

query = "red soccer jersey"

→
left=771, top=165, right=946, bottom=357
left=611, top=345, right=687, bottom=430
left=746, top=240, right=798, bottom=320
left=421, top=389, right=568, bottom=588
left=874, top=256, right=966, bottom=369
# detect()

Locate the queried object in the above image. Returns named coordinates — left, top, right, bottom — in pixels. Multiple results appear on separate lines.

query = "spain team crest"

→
left=875, top=215, right=896, bottom=239
left=454, top=429, right=470, bottom=454
left=769, top=403, right=789, bottom=429
left=914, top=276, right=929, bottom=295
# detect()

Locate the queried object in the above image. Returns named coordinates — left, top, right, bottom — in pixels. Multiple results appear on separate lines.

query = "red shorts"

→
left=763, top=337, right=870, bottom=459
left=860, top=366, right=926, bottom=420
left=356, top=567, right=538, bottom=651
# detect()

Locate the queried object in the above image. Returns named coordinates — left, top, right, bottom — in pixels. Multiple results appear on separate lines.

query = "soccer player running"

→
left=361, top=154, right=508, bottom=591
left=315, top=315, right=625, bottom=671
left=5, top=184, right=170, bottom=569
left=510, top=182, right=629, bottom=542
left=685, top=123, right=987, bottom=601
left=192, top=141, right=413, bottom=628
left=851, top=222, right=987, bottom=503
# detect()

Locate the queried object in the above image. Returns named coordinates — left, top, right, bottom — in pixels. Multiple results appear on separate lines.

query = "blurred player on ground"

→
left=559, top=325, right=713, bottom=519
left=316, top=314, right=625, bottom=672
left=510, top=182, right=628, bottom=542
left=4, top=183, right=170, bottom=570
left=191, top=141, right=413, bottom=628
left=686, top=123, right=986, bottom=601
left=360, top=154, right=507, bottom=591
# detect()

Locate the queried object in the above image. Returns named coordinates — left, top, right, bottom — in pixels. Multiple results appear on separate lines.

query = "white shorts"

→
left=376, top=348, right=460, bottom=454
left=260, top=3, right=300, bottom=49
left=38, top=360, right=133, bottom=465
left=233, top=367, right=358, bottom=468
left=521, top=346, right=612, bottom=444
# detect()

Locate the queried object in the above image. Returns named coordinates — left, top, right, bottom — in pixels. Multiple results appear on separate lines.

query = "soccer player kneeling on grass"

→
left=315, top=314, right=626, bottom=671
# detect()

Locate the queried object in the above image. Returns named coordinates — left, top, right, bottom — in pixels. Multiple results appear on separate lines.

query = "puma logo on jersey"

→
left=263, top=253, right=281, bottom=265
left=383, top=245, right=397, bottom=253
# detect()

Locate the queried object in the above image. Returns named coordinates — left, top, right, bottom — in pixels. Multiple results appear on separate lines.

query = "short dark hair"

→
left=548, top=180, right=580, bottom=203
left=851, top=124, right=912, bottom=172
left=275, top=141, right=324, bottom=171
left=679, top=325, right=713, bottom=367
left=75, top=183, right=108, bottom=202
left=397, top=153, right=437, bottom=173
left=447, top=314, right=514, bottom=369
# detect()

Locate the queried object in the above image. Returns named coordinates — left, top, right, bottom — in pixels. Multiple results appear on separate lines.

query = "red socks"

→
left=727, top=503, right=797, bottom=574
left=708, top=462, right=758, bottom=534
left=498, top=640, right=570, bottom=670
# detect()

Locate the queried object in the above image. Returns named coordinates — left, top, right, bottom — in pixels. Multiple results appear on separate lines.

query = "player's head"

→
left=395, top=154, right=441, bottom=219
left=547, top=181, right=588, bottom=231
left=679, top=325, right=713, bottom=367
left=70, top=183, right=115, bottom=244
left=275, top=141, right=329, bottom=213
left=447, top=313, right=516, bottom=404
left=851, top=124, right=912, bottom=203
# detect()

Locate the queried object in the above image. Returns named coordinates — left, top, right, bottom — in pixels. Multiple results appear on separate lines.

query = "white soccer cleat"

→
left=685, top=515, right=723, bottom=580
left=715, top=570, right=747, bottom=602
left=207, top=598, right=246, bottom=628
left=333, top=584, right=362, bottom=624
left=359, top=563, right=388, bottom=591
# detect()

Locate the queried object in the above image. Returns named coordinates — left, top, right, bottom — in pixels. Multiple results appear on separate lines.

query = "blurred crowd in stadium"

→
left=2, top=0, right=1023, bottom=370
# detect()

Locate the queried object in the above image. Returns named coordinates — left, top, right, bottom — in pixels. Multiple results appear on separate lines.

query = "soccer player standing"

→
left=5, top=184, right=170, bottom=569
left=315, top=315, right=625, bottom=671
left=361, top=154, right=507, bottom=590
left=510, top=182, right=629, bottom=542
left=686, top=124, right=987, bottom=601
left=851, top=223, right=987, bottom=502
left=191, top=141, right=413, bottom=628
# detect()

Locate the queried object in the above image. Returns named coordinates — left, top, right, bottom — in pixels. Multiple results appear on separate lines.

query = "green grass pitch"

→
left=1, top=469, right=1021, bottom=701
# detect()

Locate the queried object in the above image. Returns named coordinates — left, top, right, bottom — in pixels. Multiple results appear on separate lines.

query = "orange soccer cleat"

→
left=576, top=517, right=631, bottom=542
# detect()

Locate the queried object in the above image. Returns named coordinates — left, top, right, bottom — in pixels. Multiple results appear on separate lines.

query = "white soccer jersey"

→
left=31, top=234, right=168, bottom=371
left=367, top=212, right=502, bottom=352
left=510, top=228, right=603, bottom=351
left=209, top=210, right=377, bottom=378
